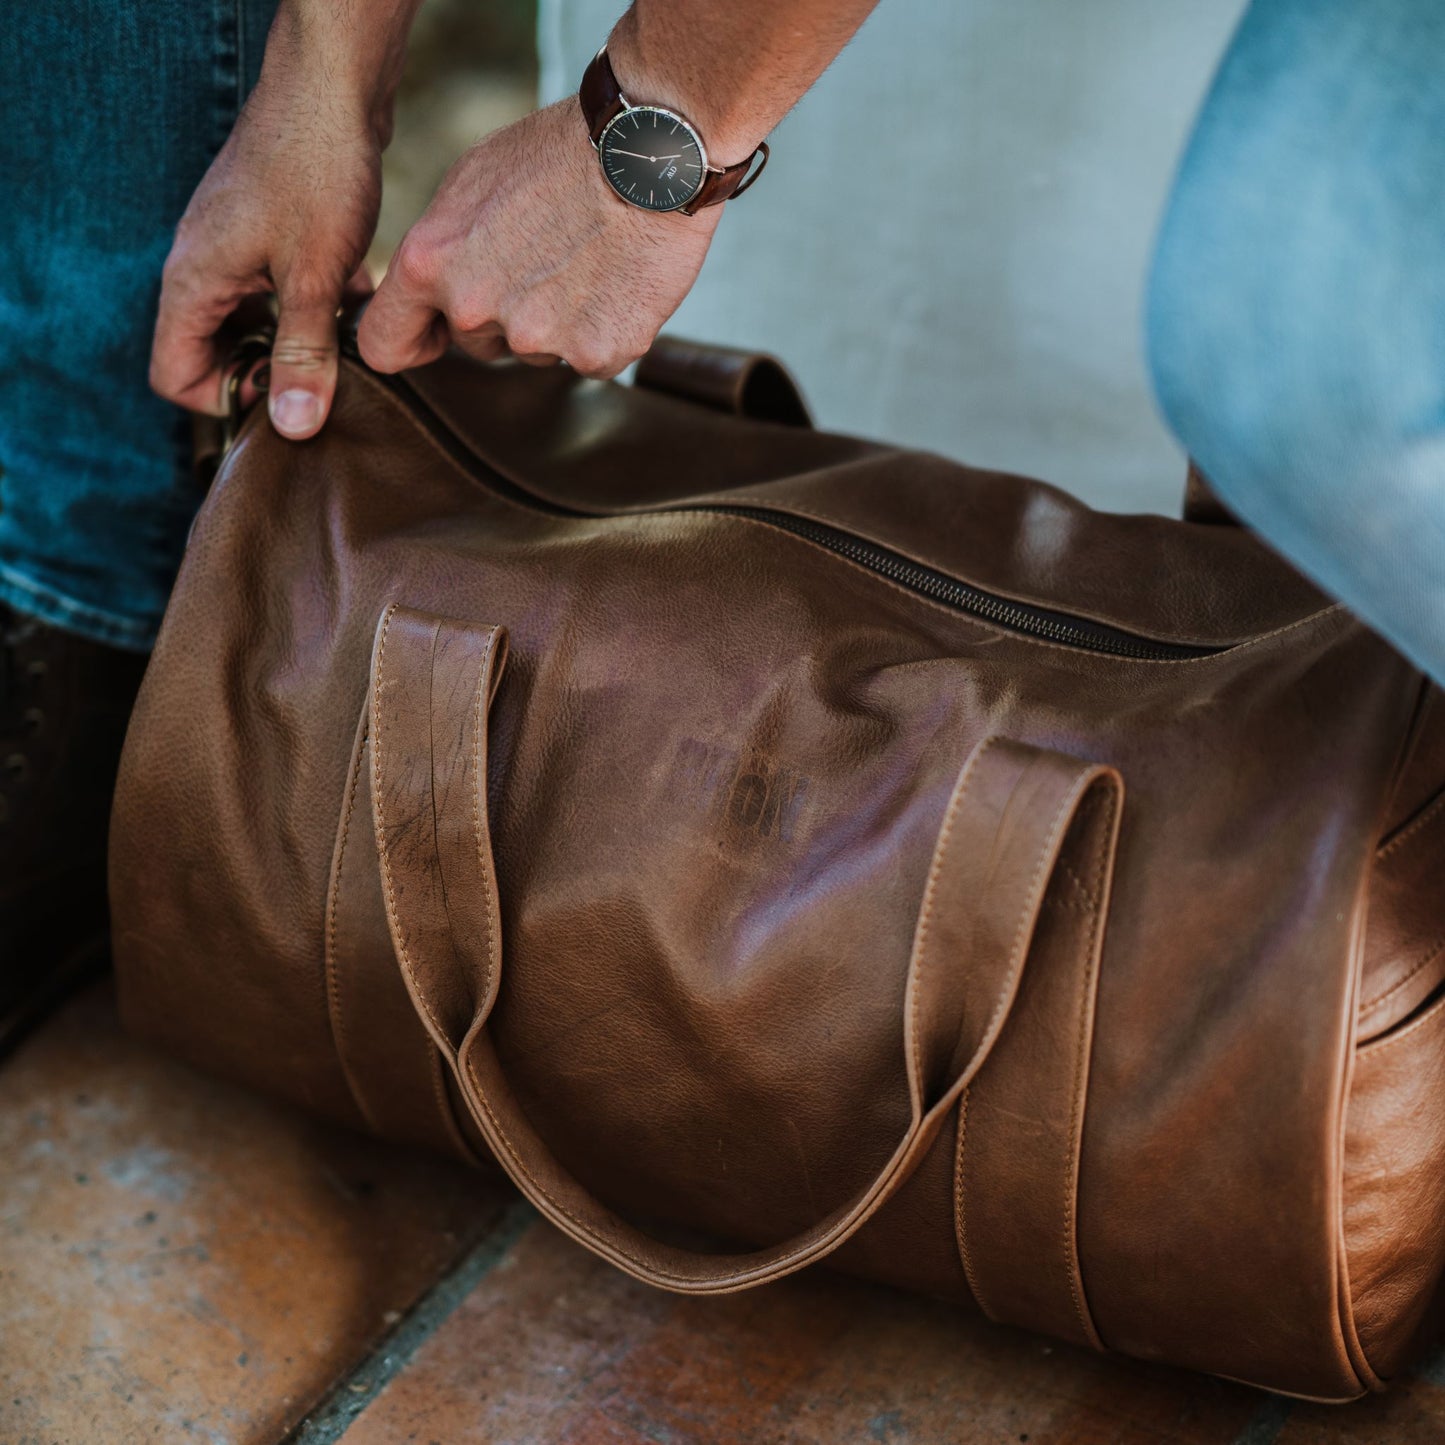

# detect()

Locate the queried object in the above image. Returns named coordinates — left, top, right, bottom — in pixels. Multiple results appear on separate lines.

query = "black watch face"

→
left=599, top=107, right=706, bottom=212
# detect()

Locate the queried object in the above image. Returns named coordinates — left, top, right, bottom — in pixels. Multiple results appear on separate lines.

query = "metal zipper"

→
left=702, top=506, right=1216, bottom=660
left=328, top=339, right=1219, bottom=662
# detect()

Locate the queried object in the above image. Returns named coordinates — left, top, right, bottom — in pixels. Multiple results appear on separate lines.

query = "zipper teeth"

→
left=349, top=352, right=1217, bottom=663
left=710, top=507, right=1211, bottom=661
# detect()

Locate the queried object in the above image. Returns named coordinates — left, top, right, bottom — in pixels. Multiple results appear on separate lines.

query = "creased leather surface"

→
left=1358, top=686, right=1445, bottom=1039
left=1343, top=996, right=1445, bottom=1382
left=111, top=345, right=1432, bottom=1398
left=373, top=632, right=1123, bottom=1292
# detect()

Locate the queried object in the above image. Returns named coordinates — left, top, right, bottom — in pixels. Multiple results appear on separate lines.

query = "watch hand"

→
left=610, top=149, right=684, bottom=163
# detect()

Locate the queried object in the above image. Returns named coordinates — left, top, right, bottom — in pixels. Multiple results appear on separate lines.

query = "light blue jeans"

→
left=1148, top=0, right=1445, bottom=683
left=2, top=0, right=1442, bottom=682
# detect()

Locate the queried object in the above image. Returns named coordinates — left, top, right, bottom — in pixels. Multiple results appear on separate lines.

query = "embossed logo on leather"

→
left=670, top=738, right=811, bottom=843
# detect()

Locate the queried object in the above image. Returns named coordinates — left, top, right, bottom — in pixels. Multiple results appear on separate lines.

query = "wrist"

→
left=605, top=12, right=768, bottom=164
left=262, top=0, right=423, bottom=145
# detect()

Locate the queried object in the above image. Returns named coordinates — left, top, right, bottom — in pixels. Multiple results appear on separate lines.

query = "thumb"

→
left=268, top=291, right=341, bottom=440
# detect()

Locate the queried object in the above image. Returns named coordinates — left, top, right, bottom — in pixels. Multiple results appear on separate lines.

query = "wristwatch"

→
left=579, top=46, right=769, bottom=216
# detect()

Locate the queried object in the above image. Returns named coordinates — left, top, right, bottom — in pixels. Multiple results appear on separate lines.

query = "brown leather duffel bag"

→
left=112, top=334, right=1445, bottom=1400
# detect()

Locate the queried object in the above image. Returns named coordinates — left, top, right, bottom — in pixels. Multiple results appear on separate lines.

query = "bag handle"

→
left=634, top=335, right=813, bottom=429
left=368, top=604, right=1123, bottom=1294
left=1183, top=461, right=1237, bottom=525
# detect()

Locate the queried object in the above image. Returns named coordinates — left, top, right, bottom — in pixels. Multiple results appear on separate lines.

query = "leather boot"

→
left=0, top=604, right=147, bottom=1059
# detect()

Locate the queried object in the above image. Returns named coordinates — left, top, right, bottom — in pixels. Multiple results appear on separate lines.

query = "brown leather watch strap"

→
left=579, top=45, right=626, bottom=144
left=579, top=46, right=768, bottom=216
left=681, top=145, right=769, bottom=216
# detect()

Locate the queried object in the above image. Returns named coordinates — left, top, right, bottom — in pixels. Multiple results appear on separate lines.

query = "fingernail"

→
left=270, top=389, right=321, bottom=437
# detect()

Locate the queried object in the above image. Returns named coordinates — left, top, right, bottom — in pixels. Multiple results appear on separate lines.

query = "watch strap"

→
left=680, top=143, right=769, bottom=216
left=579, top=46, right=768, bottom=215
left=579, top=45, right=626, bottom=145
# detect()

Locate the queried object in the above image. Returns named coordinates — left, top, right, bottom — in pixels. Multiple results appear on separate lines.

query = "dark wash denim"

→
left=0, top=0, right=275, bottom=650
left=3, top=1, right=1443, bottom=680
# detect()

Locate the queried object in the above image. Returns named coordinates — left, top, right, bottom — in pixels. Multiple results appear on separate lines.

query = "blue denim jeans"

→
left=1149, top=0, right=1445, bottom=684
left=0, top=0, right=275, bottom=650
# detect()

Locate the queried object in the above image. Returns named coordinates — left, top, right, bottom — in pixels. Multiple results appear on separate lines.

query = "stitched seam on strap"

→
left=916, top=741, right=1076, bottom=1114
left=372, top=607, right=490, bottom=1164
left=909, top=736, right=1001, bottom=1101
left=1053, top=860, right=1096, bottom=914
left=374, top=606, right=457, bottom=1057
left=954, top=1088, right=985, bottom=1309
left=326, top=741, right=365, bottom=1061
left=1359, top=930, right=1445, bottom=1017
left=1062, top=785, right=1114, bottom=1350
left=963, top=776, right=1082, bottom=1319
left=472, top=631, right=497, bottom=1005
left=1377, top=786, right=1445, bottom=860
left=1004, top=784, right=1085, bottom=1036
left=1360, top=983, right=1445, bottom=1056
left=324, top=726, right=375, bottom=1129
left=950, top=748, right=1090, bottom=1322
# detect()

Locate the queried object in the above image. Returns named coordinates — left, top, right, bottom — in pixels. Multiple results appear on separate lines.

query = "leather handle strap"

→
left=635, top=335, right=813, bottom=428
left=370, top=603, right=1123, bottom=1294
left=370, top=606, right=510, bottom=1055
left=1183, top=461, right=1237, bottom=525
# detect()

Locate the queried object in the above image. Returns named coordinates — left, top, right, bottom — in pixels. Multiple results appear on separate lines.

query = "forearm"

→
left=258, top=0, right=425, bottom=142
left=609, top=0, right=881, bottom=162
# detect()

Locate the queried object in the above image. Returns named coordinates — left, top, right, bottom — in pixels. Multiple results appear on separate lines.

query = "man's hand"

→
left=153, top=0, right=879, bottom=436
left=357, top=99, right=721, bottom=380
left=150, top=2, right=416, bottom=438
left=358, top=0, right=885, bottom=383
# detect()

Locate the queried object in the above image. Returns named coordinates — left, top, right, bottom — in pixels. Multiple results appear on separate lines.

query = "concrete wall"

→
left=540, top=0, right=1249, bottom=514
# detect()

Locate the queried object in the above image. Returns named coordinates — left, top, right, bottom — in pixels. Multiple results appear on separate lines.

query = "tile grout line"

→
left=278, top=1191, right=1319, bottom=1445
left=282, top=1196, right=539, bottom=1444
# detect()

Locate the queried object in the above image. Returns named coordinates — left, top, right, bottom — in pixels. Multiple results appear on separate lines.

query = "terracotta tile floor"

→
left=3, top=983, right=1445, bottom=1445
left=0, top=984, right=508, bottom=1445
